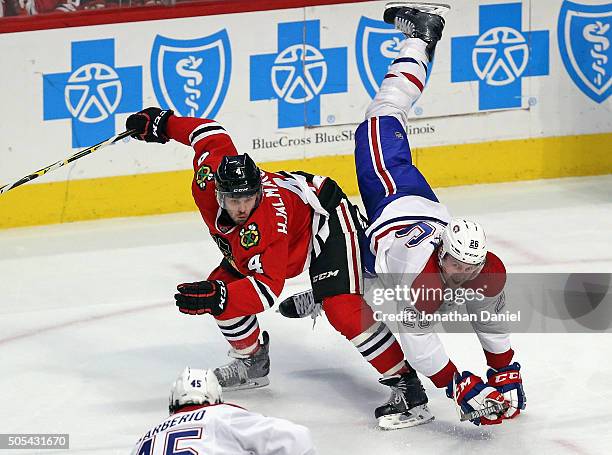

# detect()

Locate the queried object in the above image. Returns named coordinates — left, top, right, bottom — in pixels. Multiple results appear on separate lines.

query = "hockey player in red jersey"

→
left=126, top=103, right=432, bottom=428
left=280, top=2, right=526, bottom=426
left=130, top=367, right=316, bottom=455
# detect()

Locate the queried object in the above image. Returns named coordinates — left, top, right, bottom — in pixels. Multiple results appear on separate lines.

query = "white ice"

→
left=1, top=175, right=611, bottom=454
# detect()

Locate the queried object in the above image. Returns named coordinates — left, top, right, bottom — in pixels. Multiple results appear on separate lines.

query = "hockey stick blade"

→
left=0, top=129, right=136, bottom=195
left=459, top=401, right=510, bottom=422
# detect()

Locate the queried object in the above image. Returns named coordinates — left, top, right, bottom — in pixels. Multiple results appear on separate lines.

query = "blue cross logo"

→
left=43, top=39, right=142, bottom=148
left=250, top=20, right=348, bottom=128
left=451, top=3, right=549, bottom=110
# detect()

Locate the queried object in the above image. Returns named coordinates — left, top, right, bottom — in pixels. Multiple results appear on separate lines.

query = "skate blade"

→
left=385, top=2, right=451, bottom=17
left=377, top=404, right=435, bottom=430
left=221, top=376, right=270, bottom=392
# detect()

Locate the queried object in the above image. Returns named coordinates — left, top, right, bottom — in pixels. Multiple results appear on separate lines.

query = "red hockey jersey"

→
left=166, top=116, right=326, bottom=314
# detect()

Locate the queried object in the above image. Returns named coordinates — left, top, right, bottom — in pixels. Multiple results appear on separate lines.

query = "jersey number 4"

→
left=137, top=428, right=203, bottom=455
left=248, top=254, right=264, bottom=274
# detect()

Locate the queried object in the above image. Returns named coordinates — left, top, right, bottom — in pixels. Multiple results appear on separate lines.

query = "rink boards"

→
left=0, top=0, right=610, bottom=227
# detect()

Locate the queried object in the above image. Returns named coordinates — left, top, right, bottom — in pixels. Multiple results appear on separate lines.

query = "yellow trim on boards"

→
left=1, top=133, right=610, bottom=229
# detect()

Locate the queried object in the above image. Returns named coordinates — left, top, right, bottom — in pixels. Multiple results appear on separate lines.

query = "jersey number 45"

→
left=136, top=428, right=203, bottom=455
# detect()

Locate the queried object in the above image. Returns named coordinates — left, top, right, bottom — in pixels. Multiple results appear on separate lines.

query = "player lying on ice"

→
left=125, top=72, right=435, bottom=428
left=280, top=2, right=526, bottom=426
left=130, top=367, right=316, bottom=454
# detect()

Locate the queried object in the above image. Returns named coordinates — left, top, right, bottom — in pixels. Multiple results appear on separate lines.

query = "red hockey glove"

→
left=174, top=280, right=227, bottom=316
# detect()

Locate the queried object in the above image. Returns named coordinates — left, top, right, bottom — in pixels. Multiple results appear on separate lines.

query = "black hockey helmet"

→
left=215, top=153, right=262, bottom=208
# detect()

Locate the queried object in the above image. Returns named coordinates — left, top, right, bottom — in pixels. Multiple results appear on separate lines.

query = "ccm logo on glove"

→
left=126, top=107, right=173, bottom=144
left=152, top=110, right=170, bottom=139
left=492, top=371, right=520, bottom=384
left=455, top=376, right=474, bottom=395
left=174, top=280, right=228, bottom=316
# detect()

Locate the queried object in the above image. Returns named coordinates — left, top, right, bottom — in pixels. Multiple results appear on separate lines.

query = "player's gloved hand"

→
left=174, top=280, right=227, bottom=316
left=486, top=362, right=526, bottom=419
left=446, top=371, right=508, bottom=426
left=126, top=107, right=174, bottom=144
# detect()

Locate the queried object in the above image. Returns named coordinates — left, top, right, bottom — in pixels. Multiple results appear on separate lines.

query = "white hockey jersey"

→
left=365, top=195, right=451, bottom=277
left=365, top=195, right=513, bottom=388
left=130, top=403, right=316, bottom=455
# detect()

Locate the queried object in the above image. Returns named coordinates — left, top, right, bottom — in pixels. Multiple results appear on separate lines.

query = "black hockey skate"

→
left=383, top=2, right=450, bottom=59
left=375, top=370, right=434, bottom=429
left=278, top=290, right=322, bottom=327
left=213, top=331, right=270, bottom=391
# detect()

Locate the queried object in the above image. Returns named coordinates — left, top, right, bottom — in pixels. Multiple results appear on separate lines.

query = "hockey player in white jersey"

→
left=130, top=367, right=316, bottom=455
left=281, top=3, right=526, bottom=427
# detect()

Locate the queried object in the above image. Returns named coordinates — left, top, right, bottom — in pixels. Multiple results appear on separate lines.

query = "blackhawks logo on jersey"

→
left=240, top=223, right=260, bottom=250
left=196, top=164, right=214, bottom=190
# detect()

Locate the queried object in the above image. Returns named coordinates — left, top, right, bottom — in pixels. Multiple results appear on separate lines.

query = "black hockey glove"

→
left=174, top=280, right=227, bottom=316
left=126, top=107, right=173, bottom=144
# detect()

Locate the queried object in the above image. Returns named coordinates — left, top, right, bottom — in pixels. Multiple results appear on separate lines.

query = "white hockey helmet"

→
left=439, top=218, right=487, bottom=265
left=169, top=367, right=223, bottom=414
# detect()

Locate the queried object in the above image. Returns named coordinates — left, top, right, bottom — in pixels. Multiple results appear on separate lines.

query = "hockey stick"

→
left=0, top=129, right=136, bottom=195
left=458, top=401, right=509, bottom=422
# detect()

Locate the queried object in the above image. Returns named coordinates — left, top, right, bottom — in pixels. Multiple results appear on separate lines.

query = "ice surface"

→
left=1, top=175, right=611, bottom=454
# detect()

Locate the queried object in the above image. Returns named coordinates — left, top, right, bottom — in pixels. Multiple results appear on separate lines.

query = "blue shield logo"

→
left=151, top=31, right=231, bottom=118
left=558, top=1, right=611, bottom=103
left=355, top=16, right=405, bottom=98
